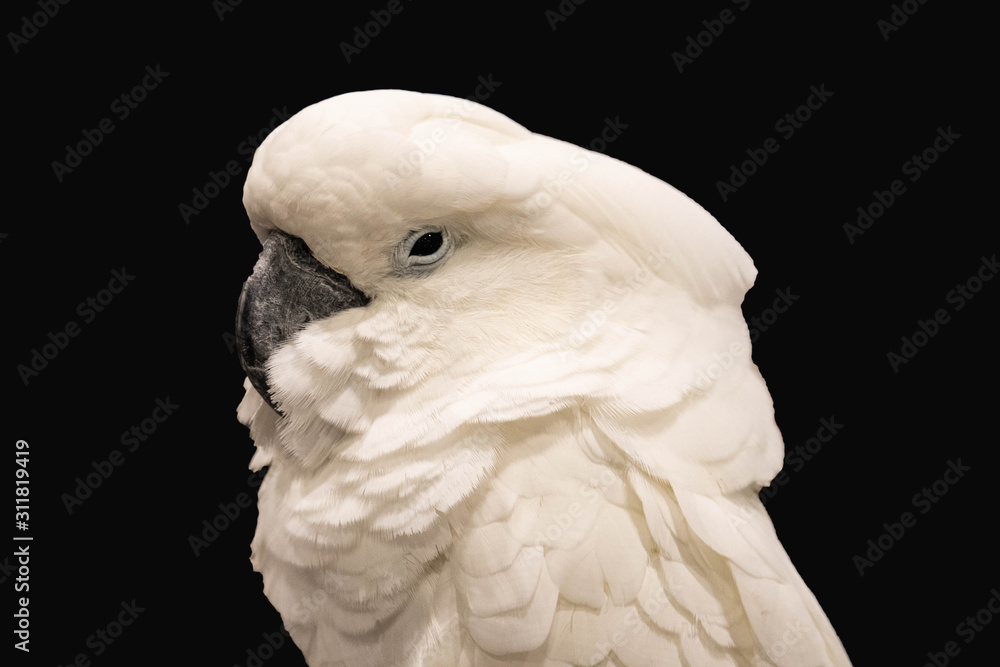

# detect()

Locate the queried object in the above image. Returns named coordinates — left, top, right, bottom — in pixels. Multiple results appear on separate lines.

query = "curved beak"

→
left=235, top=230, right=370, bottom=413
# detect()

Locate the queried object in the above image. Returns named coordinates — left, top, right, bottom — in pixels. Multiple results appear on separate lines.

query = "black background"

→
left=4, top=1, right=995, bottom=665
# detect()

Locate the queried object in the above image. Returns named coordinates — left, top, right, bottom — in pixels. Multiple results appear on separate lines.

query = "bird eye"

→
left=395, top=227, right=452, bottom=273
left=409, top=232, right=443, bottom=257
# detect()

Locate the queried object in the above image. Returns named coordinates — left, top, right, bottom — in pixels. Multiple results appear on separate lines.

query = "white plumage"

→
left=236, top=89, right=852, bottom=666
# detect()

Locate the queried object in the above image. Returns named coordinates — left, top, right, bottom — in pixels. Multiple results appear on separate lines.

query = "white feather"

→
left=238, top=89, right=852, bottom=666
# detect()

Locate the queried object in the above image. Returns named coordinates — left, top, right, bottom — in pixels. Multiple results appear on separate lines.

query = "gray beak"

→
left=236, top=230, right=370, bottom=413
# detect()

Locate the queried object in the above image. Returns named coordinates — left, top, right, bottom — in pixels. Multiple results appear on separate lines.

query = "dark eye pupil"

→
left=409, top=232, right=443, bottom=257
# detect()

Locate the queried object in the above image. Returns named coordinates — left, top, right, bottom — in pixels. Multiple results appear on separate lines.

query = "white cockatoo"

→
left=235, top=90, right=852, bottom=667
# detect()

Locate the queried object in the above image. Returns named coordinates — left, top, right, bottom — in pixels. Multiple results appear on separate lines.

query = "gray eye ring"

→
left=394, top=226, right=453, bottom=273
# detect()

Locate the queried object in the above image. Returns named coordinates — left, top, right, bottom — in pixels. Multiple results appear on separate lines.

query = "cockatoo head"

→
left=237, top=90, right=766, bottom=488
